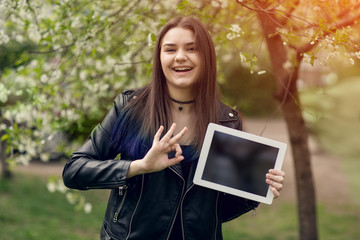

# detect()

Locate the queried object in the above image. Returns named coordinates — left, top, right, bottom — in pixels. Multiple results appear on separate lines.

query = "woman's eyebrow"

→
left=162, top=42, right=195, bottom=47
left=162, top=43, right=176, bottom=47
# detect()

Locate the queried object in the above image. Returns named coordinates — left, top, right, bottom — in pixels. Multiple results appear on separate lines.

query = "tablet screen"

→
left=193, top=123, right=287, bottom=204
left=201, top=130, right=279, bottom=197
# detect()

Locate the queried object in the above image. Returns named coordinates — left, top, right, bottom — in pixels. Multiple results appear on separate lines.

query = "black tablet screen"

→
left=201, top=130, right=279, bottom=197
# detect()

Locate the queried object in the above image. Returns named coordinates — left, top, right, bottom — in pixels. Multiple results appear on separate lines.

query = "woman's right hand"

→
left=126, top=123, right=187, bottom=178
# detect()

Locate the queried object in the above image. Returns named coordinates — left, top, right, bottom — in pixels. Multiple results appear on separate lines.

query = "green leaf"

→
left=177, top=0, right=189, bottom=10
left=1, top=134, right=9, bottom=141
left=150, top=33, right=156, bottom=42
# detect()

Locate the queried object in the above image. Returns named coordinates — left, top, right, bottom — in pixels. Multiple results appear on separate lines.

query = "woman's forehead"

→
left=161, top=27, right=195, bottom=46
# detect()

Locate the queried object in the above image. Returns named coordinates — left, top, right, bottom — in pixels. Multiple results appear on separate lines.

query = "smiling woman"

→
left=160, top=27, right=201, bottom=97
left=62, top=16, right=285, bottom=240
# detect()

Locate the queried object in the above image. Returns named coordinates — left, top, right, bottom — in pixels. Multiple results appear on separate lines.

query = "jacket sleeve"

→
left=62, top=92, right=133, bottom=190
left=219, top=107, right=260, bottom=222
left=220, top=194, right=260, bottom=222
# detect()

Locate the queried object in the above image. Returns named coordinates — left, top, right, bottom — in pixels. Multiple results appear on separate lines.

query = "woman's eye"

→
left=165, top=49, right=175, bottom=52
left=187, top=47, right=196, bottom=52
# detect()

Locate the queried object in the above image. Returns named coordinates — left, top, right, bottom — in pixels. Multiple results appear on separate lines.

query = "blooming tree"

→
left=0, top=0, right=242, bottom=213
left=0, top=0, right=176, bottom=166
left=0, top=0, right=183, bottom=212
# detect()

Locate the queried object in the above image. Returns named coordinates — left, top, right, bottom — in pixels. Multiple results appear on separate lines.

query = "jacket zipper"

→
left=125, top=174, right=145, bottom=240
left=166, top=168, right=185, bottom=240
left=180, top=184, right=195, bottom=240
left=180, top=186, right=220, bottom=240
left=113, top=185, right=129, bottom=222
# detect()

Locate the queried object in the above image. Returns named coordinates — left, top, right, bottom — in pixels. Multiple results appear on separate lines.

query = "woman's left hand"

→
left=266, top=169, right=285, bottom=199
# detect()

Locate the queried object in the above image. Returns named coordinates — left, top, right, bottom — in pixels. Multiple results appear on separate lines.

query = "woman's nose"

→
left=175, top=49, right=187, bottom=62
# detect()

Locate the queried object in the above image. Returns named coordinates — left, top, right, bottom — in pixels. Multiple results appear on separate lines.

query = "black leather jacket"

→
left=62, top=90, right=259, bottom=240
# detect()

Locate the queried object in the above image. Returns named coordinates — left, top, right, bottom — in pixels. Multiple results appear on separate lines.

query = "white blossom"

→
left=0, top=124, right=7, bottom=130
left=211, top=0, right=228, bottom=8
left=106, top=56, right=117, bottom=66
left=40, top=153, right=50, bottom=162
left=47, top=182, right=56, bottom=193
left=40, top=74, right=49, bottom=83
left=16, top=154, right=31, bottom=166
left=66, top=192, right=76, bottom=204
left=283, top=60, right=294, bottom=71
left=28, top=24, right=41, bottom=42
left=79, top=70, right=87, bottom=81
left=239, top=52, right=247, bottom=63
left=0, top=29, right=10, bottom=44
left=226, top=33, right=234, bottom=40
left=57, top=181, right=68, bottom=194
left=71, top=17, right=82, bottom=28
left=0, top=84, right=11, bottom=103
left=211, top=1, right=220, bottom=8
left=84, top=203, right=93, bottom=214
left=351, top=51, right=360, bottom=59
left=230, top=24, right=241, bottom=33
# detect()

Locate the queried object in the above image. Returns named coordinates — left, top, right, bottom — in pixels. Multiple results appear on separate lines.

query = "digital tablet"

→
left=193, top=123, right=287, bottom=205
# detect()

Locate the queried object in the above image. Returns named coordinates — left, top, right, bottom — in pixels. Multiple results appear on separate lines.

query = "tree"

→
left=0, top=0, right=253, bottom=177
left=0, top=0, right=241, bottom=212
left=0, top=0, right=186, bottom=210
left=234, top=1, right=360, bottom=239
left=0, top=0, right=181, bottom=168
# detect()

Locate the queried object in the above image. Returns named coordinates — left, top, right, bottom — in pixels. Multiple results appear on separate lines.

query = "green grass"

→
left=0, top=174, right=108, bottom=240
left=1, top=173, right=360, bottom=239
left=223, top=200, right=360, bottom=240
left=223, top=203, right=298, bottom=240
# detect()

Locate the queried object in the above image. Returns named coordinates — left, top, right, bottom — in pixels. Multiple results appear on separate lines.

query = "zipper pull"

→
left=113, top=212, right=119, bottom=222
left=119, top=185, right=128, bottom=196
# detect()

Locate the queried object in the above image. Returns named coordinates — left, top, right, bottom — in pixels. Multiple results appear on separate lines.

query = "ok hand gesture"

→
left=127, top=123, right=187, bottom=178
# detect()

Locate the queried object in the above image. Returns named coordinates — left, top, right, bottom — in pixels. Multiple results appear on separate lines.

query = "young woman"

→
left=62, top=16, right=285, bottom=240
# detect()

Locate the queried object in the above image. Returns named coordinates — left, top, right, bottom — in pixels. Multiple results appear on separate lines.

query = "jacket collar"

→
left=218, top=101, right=239, bottom=123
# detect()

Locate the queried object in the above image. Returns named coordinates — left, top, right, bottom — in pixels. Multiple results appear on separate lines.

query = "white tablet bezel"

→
left=193, top=123, right=287, bottom=205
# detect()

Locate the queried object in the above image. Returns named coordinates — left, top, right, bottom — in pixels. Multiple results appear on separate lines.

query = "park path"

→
left=12, top=118, right=351, bottom=204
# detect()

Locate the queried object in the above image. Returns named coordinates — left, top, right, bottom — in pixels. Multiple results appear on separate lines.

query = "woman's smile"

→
left=172, top=65, right=194, bottom=75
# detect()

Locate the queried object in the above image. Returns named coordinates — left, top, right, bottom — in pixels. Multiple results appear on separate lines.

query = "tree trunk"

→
left=0, top=133, right=12, bottom=179
left=0, top=109, right=12, bottom=179
left=256, top=6, right=318, bottom=240
left=281, top=89, right=318, bottom=240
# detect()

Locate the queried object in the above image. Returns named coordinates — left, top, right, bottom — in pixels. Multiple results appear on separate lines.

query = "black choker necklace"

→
left=170, top=97, right=195, bottom=111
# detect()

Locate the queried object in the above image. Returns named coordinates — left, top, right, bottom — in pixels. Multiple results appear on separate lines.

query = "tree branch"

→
left=277, top=0, right=300, bottom=25
left=297, top=11, right=360, bottom=54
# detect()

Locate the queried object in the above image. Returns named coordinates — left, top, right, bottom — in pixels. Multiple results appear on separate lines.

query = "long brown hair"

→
left=111, top=17, right=219, bottom=154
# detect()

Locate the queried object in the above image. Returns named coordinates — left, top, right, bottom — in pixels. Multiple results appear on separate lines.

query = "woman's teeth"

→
left=174, top=67, right=192, bottom=72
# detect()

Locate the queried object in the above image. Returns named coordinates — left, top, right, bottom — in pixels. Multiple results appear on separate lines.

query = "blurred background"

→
left=1, top=0, right=359, bottom=239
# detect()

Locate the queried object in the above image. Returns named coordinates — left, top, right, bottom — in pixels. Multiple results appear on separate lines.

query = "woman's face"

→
left=160, top=27, right=201, bottom=94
